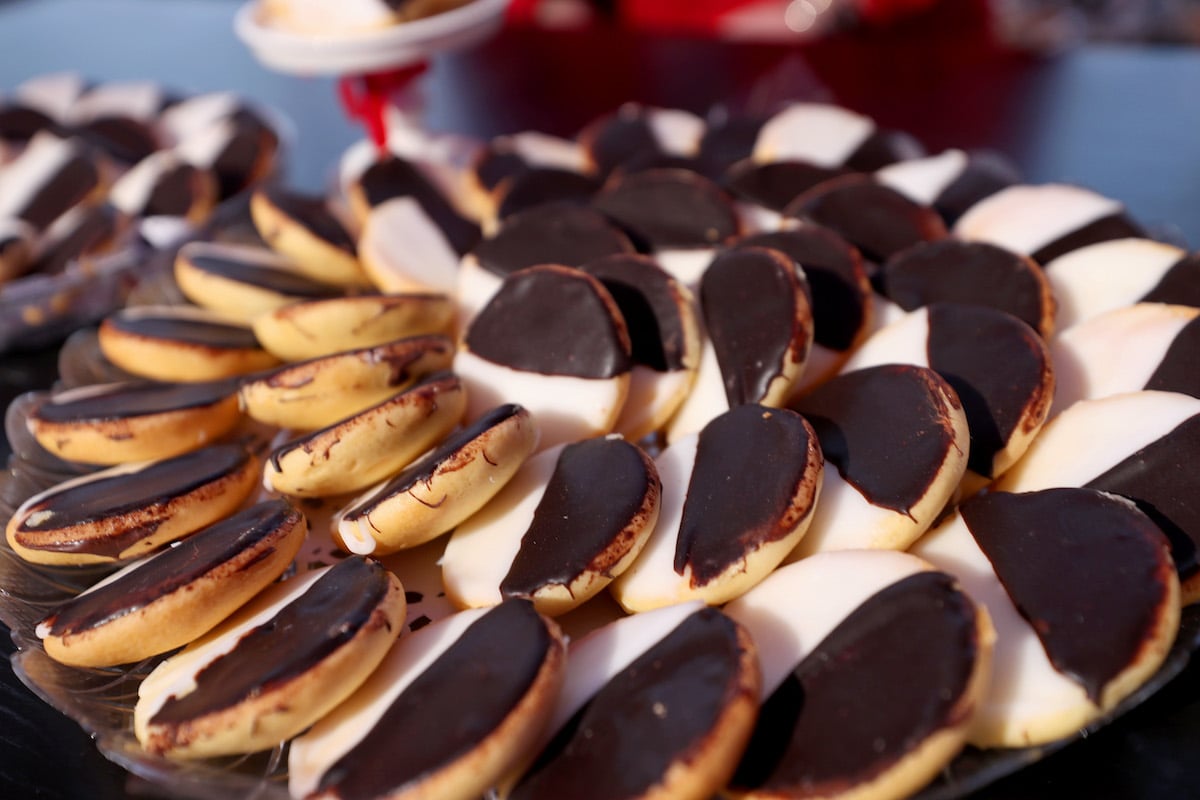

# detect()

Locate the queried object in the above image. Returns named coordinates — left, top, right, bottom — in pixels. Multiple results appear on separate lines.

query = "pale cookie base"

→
left=250, top=190, right=370, bottom=288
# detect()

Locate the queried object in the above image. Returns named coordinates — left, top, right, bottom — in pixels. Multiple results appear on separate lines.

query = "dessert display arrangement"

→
left=2, top=96, right=1200, bottom=800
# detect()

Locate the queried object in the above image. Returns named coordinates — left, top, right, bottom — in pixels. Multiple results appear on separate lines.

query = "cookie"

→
left=783, top=174, right=947, bottom=268
left=787, top=364, right=969, bottom=557
left=954, top=183, right=1144, bottom=265
left=732, top=224, right=871, bottom=395
left=724, top=550, right=992, bottom=800
left=252, top=292, right=454, bottom=362
left=1052, top=303, right=1200, bottom=414
left=174, top=241, right=342, bottom=322
left=578, top=253, right=700, bottom=439
left=263, top=372, right=466, bottom=498
left=239, top=335, right=454, bottom=430
left=841, top=304, right=1054, bottom=488
left=752, top=102, right=922, bottom=170
left=0, top=131, right=102, bottom=230
left=466, top=130, right=589, bottom=218
left=613, top=405, right=822, bottom=612
left=6, top=443, right=258, bottom=566
left=722, top=158, right=849, bottom=232
left=289, top=599, right=565, bottom=800
left=107, top=150, right=217, bottom=222
left=26, top=379, right=241, bottom=465
left=694, top=111, right=767, bottom=176
left=345, top=153, right=480, bottom=245
left=442, top=436, right=660, bottom=616
left=502, top=602, right=759, bottom=800
left=456, top=203, right=632, bottom=325
left=36, top=499, right=306, bottom=668
left=174, top=103, right=280, bottom=199
left=98, top=305, right=279, bottom=382
left=876, top=148, right=1020, bottom=226
left=666, top=247, right=812, bottom=443
left=995, top=391, right=1200, bottom=602
left=577, top=104, right=705, bottom=175
left=874, top=239, right=1055, bottom=336
left=592, top=168, right=739, bottom=285
left=134, top=555, right=405, bottom=758
left=492, top=167, right=602, bottom=227
left=1044, top=238, right=1196, bottom=330
left=0, top=217, right=35, bottom=283
left=334, top=403, right=538, bottom=556
left=456, top=265, right=632, bottom=450
left=912, top=488, right=1179, bottom=747
left=250, top=186, right=369, bottom=287
left=28, top=200, right=124, bottom=275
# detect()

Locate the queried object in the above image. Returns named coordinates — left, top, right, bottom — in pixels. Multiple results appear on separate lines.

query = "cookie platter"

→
left=3, top=99, right=1200, bottom=800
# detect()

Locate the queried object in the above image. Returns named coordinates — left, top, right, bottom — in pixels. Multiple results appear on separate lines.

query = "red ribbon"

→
left=337, top=62, right=429, bottom=152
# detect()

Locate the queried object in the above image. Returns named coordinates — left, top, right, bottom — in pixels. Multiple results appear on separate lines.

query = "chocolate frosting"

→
left=844, top=128, right=923, bottom=172
left=580, top=253, right=688, bottom=371
left=17, top=445, right=250, bottom=549
left=584, top=113, right=660, bottom=175
left=30, top=202, right=117, bottom=275
left=188, top=251, right=341, bottom=298
left=106, top=313, right=262, bottom=350
left=497, top=168, right=601, bottom=221
left=76, top=116, right=159, bottom=165
left=346, top=404, right=524, bottom=516
left=501, top=438, right=652, bottom=598
left=150, top=555, right=390, bottom=725
left=473, top=204, right=630, bottom=279
left=357, top=155, right=480, bottom=255
left=701, top=248, right=809, bottom=406
left=723, top=160, right=848, bottom=212
left=593, top=169, right=738, bottom=251
left=737, top=226, right=864, bottom=352
left=318, top=599, right=551, bottom=800
left=211, top=110, right=276, bottom=199
left=731, top=571, right=976, bottom=795
left=36, top=380, right=235, bottom=422
left=19, top=152, right=100, bottom=231
left=1030, top=212, right=1144, bottom=265
left=466, top=266, right=631, bottom=378
left=1142, top=254, right=1200, bottom=308
left=932, top=151, right=1019, bottom=225
left=962, top=488, right=1171, bottom=701
left=44, top=500, right=298, bottom=637
left=512, top=608, right=745, bottom=800
left=791, top=365, right=961, bottom=514
left=675, top=405, right=817, bottom=584
left=259, top=187, right=356, bottom=254
left=474, top=148, right=528, bottom=191
left=926, top=303, right=1049, bottom=477
left=0, top=104, right=61, bottom=142
left=1145, top=316, right=1200, bottom=398
left=881, top=240, right=1047, bottom=334
left=141, top=162, right=200, bottom=217
left=1085, top=413, right=1200, bottom=581
left=784, top=176, right=946, bottom=266
left=697, top=114, right=767, bottom=175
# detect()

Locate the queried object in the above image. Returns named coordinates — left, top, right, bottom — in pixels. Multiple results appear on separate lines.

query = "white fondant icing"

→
left=1045, top=238, right=1186, bottom=330
left=752, top=103, right=875, bottom=168
left=504, top=131, right=588, bottom=173
left=876, top=149, right=967, bottom=205
left=645, top=108, right=705, bottom=156
left=174, top=117, right=236, bottom=170
left=454, top=253, right=503, bottom=328
left=839, top=306, right=934, bottom=374
left=954, top=184, right=1123, bottom=257
left=14, top=72, right=86, bottom=121
left=655, top=247, right=716, bottom=288
left=664, top=338, right=727, bottom=444
left=160, top=92, right=241, bottom=143
left=0, top=132, right=84, bottom=222
left=359, top=197, right=459, bottom=292
left=109, top=151, right=186, bottom=216
left=613, top=364, right=693, bottom=441
left=71, top=81, right=163, bottom=123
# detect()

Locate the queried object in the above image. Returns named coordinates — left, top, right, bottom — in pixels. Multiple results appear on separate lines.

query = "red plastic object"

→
left=338, top=63, right=429, bottom=150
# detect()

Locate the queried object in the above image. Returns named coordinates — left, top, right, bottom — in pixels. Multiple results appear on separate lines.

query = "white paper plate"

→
left=234, top=0, right=511, bottom=75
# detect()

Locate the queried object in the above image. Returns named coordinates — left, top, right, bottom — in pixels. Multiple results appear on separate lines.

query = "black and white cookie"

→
left=466, top=130, right=590, bottom=219
left=875, top=148, right=1019, bottom=226
left=723, top=158, right=850, bottom=232
left=577, top=104, right=705, bottom=176
left=753, top=102, right=922, bottom=171
left=0, top=131, right=102, bottom=231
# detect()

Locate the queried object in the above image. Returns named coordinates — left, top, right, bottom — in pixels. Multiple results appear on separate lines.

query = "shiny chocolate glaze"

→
left=1145, top=316, right=1200, bottom=398
left=1142, top=254, right=1200, bottom=308
left=497, top=168, right=601, bottom=221
left=926, top=303, right=1049, bottom=477
left=35, top=380, right=235, bottom=422
left=701, top=248, right=809, bottom=407
left=357, top=155, right=479, bottom=255
left=731, top=571, right=977, bottom=795
left=784, top=175, right=946, bottom=267
left=580, top=253, right=688, bottom=371
left=736, top=226, right=864, bottom=352
left=150, top=555, right=389, bottom=725
left=675, top=405, right=818, bottom=584
left=187, top=251, right=341, bottom=298
left=260, top=187, right=356, bottom=254
left=584, top=113, right=660, bottom=175
left=593, top=169, right=738, bottom=252
left=473, top=204, right=630, bottom=279
left=723, top=160, right=849, bottom=212
left=44, top=500, right=299, bottom=637
left=501, top=437, right=653, bottom=597
left=932, top=151, right=1019, bottom=225
left=345, top=404, right=524, bottom=516
left=963, top=488, right=1172, bottom=701
left=1030, top=212, right=1144, bottom=265
left=881, top=240, right=1047, bottom=334
left=466, top=266, right=631, bottom=378
left=791, top=365, right=961, bottom=514
left=106, top=313, right=261, bottom=350
left=511, top=608, right=746, bottom=800
left=318, top=600, right=552, bottom=800
left=1085, top=414, right=1200, bottom=581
